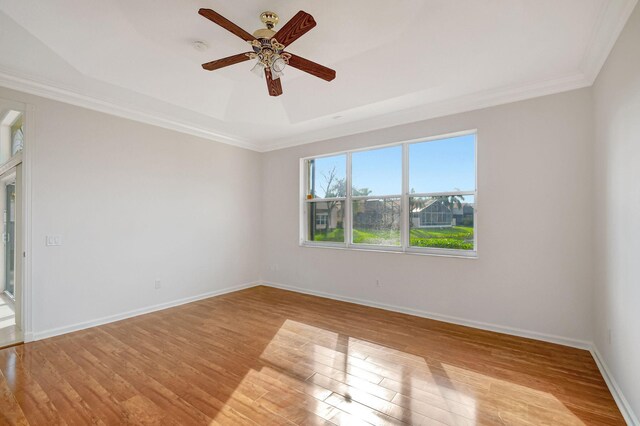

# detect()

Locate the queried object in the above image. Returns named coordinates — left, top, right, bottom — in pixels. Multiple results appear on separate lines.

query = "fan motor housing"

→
left=253, top=28, right=276, bottom=39
left=252, top=37, right=278, bottom=54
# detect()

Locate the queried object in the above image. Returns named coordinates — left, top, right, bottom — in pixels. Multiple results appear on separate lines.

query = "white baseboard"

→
left=591, top=345, right=639, bottom=425
left=260, top=281, right=592, bottom=350
left=29, top=281, right=260, bottom=341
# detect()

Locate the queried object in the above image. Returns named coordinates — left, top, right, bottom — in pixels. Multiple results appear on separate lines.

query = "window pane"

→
left=307, top=201, right=345, bottom=243
left=352, top=198, right=401, bottom=246
left=0, top=109, right=24, bottom=166
left=352, top=146, right=401, bottom=196
left=409, top=195, right=475, bottom=250
left=409, top=134, right=475, bottom=193
left=306, top=155, right=346, bottom=199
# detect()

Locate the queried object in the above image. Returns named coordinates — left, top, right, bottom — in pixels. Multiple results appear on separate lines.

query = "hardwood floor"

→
left=0, top=286, right=624, bottom=425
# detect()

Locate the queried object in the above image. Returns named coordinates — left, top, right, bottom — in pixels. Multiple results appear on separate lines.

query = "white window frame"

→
left=300, top=130, right=478, bottom=258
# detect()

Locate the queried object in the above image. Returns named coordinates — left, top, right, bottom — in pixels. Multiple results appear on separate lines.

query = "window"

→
left=306, top=154, right=346, bottom=243
left=409, top=134, right=476, bottom=251
left=352, top=146, right=402, bottom=246
left=0, top=110, right=24, bottom=166
left=302, top=132, right=477, bottom=256
left=315, top=214, right=328, bottom=226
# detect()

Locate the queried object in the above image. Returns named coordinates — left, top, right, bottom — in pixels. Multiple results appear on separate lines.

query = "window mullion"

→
left=401, top=143, right=409, bottom=250
left=351, top=194, right=402, bottom=200
left=300, top=158, right=307, bottom=244
left=409, top=191, right=475, bottom=198
left=345, top=152, right=352, bottom=247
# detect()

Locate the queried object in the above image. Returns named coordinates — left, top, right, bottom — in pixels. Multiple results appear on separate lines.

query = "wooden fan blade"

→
left=265, top=69, right=283, bottom=96
left=198, top=9, right=256, bottom=42
left=286, top=54, right=336, bottom=81
left=274, top=11, right=316, bottom=47
left=202, top=53, right=252, bottom=71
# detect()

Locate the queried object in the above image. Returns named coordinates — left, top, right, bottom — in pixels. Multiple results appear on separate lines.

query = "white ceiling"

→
left=0, top=0, right=636, bottom=151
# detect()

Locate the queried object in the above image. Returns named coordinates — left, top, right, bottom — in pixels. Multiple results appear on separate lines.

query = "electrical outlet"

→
left=155, top=279, right=161, bottom=290
left=376, top=279, right=381, bottom=287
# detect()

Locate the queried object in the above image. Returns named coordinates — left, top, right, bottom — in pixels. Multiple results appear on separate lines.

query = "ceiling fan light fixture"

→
left=251, top=61, right=266, bottom=78
left=270, top=56, right=287, bottom=80
left=198, top=8, right=336, bottom=96
left=272, top=57, right=286, bottom=72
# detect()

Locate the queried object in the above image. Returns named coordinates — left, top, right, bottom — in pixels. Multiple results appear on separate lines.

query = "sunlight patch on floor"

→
left=0, top=294, right=15, bottom=325
left=0, top=317, right=14, bottom=329
left=0, top=293, right=17, bottom=345
left=207, top=319, right=586, bottom=425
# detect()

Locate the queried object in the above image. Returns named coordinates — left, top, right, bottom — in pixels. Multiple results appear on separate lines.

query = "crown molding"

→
left=581, top=0, right=638, bottom=84
left=0, top=68, right=262, bottom=152
left=0, top=67, right=598, bottom=155
left=0, top=67, right=592, bottom=154
left=261, top=72, right=592, bottom=152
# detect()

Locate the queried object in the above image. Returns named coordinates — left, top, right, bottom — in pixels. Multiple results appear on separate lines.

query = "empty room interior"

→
left=0, top=1, right=639, bottom=424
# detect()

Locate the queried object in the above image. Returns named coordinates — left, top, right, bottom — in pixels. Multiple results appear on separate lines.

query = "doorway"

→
left=4, top=178, right=16, bottom=299
left=0, top=166, right=21, bottom=347
left=0, top=103, right=25, bottom=348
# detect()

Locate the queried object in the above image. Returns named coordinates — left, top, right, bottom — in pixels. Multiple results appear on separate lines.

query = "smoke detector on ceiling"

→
left=192, top=40, right=209, bottom=52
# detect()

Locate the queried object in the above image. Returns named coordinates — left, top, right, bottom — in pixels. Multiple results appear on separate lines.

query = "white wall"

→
left=261, top=88, right=594, bottom=346
left=0, top=86, right=262, bottom=337
left=593, top=3, right=640, bottom=422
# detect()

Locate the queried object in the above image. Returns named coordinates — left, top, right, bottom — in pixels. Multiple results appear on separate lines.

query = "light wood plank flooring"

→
left=0, top=286, right=624, bottom=425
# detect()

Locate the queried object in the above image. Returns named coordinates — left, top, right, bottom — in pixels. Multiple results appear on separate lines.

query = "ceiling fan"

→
left=198, top=8, right=336, bottom=96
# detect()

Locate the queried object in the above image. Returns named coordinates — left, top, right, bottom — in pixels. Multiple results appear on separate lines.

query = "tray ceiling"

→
left=0, top=0, right=636, bottom=151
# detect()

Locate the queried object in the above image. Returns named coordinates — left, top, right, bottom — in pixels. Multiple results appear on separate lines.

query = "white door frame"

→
left=0, top=98, right=33, bottom=342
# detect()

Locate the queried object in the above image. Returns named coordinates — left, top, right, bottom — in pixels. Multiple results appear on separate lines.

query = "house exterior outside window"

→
left=411, top=199, right=455, bottom=228
left=315, top=213, right=328, bottom=227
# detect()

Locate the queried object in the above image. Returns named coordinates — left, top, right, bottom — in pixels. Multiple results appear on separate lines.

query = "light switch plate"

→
left=46, top=235, right=63, bottom=246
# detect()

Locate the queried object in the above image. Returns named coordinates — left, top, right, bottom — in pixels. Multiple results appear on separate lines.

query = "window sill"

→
left=300, top=242, right=478, bottom=259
